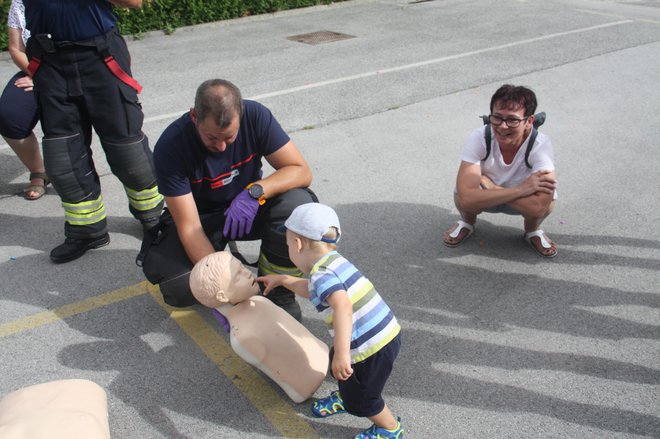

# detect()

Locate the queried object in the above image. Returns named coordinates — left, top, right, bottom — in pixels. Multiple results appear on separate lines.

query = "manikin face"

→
left=226, top=256, right=261, bottom=302
left=190, top=109, right=240, bottom=153
left=490, top=100, right=533, bottom=151
left=189, top=252, right=261, bottom=307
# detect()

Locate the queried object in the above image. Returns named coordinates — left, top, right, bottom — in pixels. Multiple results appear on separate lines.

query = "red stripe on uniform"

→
left=103, top=56, right=142, bottom=93
left=191, top=153, right=258, bottom=185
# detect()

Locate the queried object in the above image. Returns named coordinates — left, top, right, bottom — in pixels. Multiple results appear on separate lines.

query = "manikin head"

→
left=189, top=252, right=261, bottom=308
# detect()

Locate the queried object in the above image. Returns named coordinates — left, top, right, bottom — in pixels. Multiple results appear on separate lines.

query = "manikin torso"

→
left=190, top=252, right=328, bottom=403
left=0, top=379, right=110, bottom=439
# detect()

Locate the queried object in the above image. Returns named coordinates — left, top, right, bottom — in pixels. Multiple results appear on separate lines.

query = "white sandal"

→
left=524, top=229, right=558, bottom=258
left=443, top=220, right=474, bottom=248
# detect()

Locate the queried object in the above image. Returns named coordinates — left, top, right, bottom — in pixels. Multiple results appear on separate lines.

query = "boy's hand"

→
left=256, top=274, right=285, bottom=295
left=332, top=353, right=353, bottom=381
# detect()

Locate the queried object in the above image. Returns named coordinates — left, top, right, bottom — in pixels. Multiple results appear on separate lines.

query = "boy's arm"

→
left=326, top=290, right=353, bottom=381
left=257, top=274, right=310, bottom=299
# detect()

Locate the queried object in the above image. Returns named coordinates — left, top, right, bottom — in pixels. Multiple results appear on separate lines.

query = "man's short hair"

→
left=490, top=84, right=537, bottom=117
left=194, top=79, right=244, bottom=128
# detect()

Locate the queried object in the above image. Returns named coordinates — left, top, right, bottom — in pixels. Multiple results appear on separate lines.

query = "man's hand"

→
left=223, top=189, right=260, bottom=239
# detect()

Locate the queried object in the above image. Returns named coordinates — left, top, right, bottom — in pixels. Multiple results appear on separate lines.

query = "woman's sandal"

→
left=443, top=220, right=475, bottom=247
left=23, top=172, right=50, bottom=201
left=524, top=229, right=558, bottom=258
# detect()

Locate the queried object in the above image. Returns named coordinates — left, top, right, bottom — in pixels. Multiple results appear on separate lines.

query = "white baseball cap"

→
left=282, top=203, right=341, bottom=243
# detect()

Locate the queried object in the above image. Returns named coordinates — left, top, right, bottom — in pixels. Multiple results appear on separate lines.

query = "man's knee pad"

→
left=159, top=271, right=199, bottom=308
left=259, top=188, right=318, bottom=263
left=102, top=135, right=156, bottom=190
left=266, top=188, right=319, bottom=221
left=43, top=134, right=93, bottom=202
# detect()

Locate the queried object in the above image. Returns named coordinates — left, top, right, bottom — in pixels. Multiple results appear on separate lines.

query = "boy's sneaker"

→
left=354, top=417, right=404, bottom=439
left=311, top=390, right=346, bottom=417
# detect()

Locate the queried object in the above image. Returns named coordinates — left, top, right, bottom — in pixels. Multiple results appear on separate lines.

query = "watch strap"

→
left=246, top=183, right=266, bottom=205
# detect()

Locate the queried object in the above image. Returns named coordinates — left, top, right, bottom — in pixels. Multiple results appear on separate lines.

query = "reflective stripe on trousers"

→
left=124, top=185, right=164, bottom=213
left=62, top=194, right=106, bottom=226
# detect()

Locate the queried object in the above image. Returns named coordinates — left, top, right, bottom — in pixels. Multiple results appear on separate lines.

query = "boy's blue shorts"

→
left=334, top=332, right=401, bottom=418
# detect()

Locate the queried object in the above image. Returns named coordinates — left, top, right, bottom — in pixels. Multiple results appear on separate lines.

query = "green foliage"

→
left=1, top=0, right=340, bottom=52
left=114, top=0, right=337, bottom=37
left=0, top=1, right=10, bottom=52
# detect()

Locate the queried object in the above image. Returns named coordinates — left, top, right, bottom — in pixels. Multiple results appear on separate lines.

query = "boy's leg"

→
left=366, top=404, right=398, bottom=431
left=340, top=334, right=404, bottom=437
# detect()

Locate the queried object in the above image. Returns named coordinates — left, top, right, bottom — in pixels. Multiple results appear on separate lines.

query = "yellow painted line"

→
left=147, top=283, right=320, bottom=439
left=0, top=282, right=148, bottom=338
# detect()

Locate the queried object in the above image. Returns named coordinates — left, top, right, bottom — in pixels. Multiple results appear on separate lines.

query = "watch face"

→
left=249, top=184, right=263, bottom=199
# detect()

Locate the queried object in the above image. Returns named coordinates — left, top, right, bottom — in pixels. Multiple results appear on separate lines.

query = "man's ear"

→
left=189, top=108, right=197, bottom=124
left=216, top=289, right=229, bottom=303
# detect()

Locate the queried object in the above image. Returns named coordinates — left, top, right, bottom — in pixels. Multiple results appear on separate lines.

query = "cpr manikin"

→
left=189, top=251, right=329, bottom=403
left=0, top=379, right=110, bottom=439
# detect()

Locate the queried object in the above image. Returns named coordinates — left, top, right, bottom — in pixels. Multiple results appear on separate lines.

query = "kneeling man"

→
left=142, top=79, right=317, bottom=319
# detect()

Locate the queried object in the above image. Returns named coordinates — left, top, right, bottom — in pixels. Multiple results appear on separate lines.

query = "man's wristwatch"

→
left=246, top=183, right=266, bottom=205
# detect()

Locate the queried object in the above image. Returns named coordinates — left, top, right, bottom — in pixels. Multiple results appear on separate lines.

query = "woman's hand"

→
left=14, top=75, right=33, bottom=92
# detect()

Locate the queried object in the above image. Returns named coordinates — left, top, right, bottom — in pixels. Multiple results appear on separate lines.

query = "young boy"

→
left=257, top=203, right=404, bottom=439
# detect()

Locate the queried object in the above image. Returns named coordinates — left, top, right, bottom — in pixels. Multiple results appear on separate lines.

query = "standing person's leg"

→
left=254, top=188, right=318, bottom=321
left=0, top=72, right=46, bottom=200
left=85, top=30, right=163, bottom=231
left=29, top=49, right=111, bottom=262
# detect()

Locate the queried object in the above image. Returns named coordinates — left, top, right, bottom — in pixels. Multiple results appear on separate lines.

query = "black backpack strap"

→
left=480, top=115, right=491, bottom=161
left=524, top=112, right=546, bottom=168
left=524, top=128, right=538, bottom=169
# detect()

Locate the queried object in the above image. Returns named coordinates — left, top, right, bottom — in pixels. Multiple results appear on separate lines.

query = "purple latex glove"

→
left=223, top=189, right=259, bottom=239
left=211, top=309, right=230, bottom=333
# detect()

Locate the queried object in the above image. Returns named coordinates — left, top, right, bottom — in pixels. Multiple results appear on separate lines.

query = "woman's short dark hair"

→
left=490, top=84, right=537, bottom=117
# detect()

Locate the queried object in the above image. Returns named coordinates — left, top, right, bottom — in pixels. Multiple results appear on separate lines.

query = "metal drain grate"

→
left=286, top=30, right=355, bottom=46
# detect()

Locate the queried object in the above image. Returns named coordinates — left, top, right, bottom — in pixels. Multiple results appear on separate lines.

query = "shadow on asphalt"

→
left=1, top=201, right=659, bottom=436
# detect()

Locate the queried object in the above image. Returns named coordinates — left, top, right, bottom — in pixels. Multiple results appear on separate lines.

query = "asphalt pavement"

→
left=1, top=0, right=659, bottom=437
